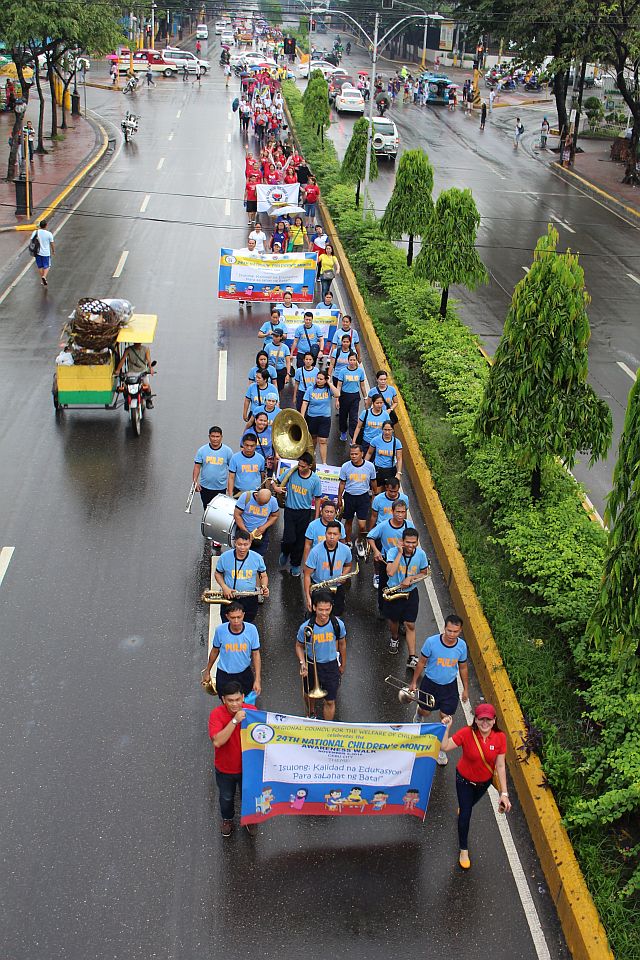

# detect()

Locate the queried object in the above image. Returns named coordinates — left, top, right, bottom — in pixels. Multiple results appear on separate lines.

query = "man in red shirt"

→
left=208, top=681, right=257, bottom=837
left=244, top=174, right=259, bottom=226
left=303, top=176, right=320, bottom=225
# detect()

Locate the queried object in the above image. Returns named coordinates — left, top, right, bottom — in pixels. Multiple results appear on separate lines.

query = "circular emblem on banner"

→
left=251, top=723, right=275, bottom=744
left=268, top=187, right=285, bottom=203
left=224, top=255, right=237, bottom=265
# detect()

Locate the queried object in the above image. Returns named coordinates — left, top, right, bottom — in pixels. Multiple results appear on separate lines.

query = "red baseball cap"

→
left=474, top=703, right=497, bottom=720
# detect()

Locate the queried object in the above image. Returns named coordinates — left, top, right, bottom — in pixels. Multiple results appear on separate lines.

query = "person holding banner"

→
left=303, top=500, right=346, bottom=563
left=244, top=175, right=260, bottom=227
left=295, top=589, right=347, bottom=720
left=303, top=522, right=353, bottom=616
left=293, top=353, right=319, bottom=412
left=273, top=452, right=321, bottom=576
left=440, top=704, right=511, bottom=869
left=292, top=312, right=325, bottom=369
left=203, top=602, right=262, bottom=698
left=334, top=352, right=367, bottom=442
left=300, top=370, right=340, bottom=465
left=208, top=681, right=258, bottom=837
left=214, top=532, right=269, bottom=624
left=366, top=421, right=403, bottom=490
left=384, top=528, right=430, bottom=665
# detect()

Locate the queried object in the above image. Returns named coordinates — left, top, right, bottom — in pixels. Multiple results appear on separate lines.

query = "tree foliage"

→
left=475, top=224, right=612, bottom=498
left=340, top=116, right=378, bottom=206
left=302, top=70, right=331, bottom=143
left=380, top=149, right=433, bottom=265
left=414, top=186, right=486, bottom=317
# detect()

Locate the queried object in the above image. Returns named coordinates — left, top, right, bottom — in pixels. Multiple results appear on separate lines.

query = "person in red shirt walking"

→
left=244, top=174, right=260, bottom=226
left=303, top=176, right=320, bottom=226
left=208, top=681, right=257, bottom=837
left=440, top=702, right=512, bottom=870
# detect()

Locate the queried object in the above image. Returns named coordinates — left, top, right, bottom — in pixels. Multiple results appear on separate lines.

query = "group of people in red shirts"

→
left=244, top=145, right=321, bottom=227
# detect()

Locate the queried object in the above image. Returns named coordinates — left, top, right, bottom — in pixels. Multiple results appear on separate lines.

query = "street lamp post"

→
left=151, top=2, right=157, bottom=50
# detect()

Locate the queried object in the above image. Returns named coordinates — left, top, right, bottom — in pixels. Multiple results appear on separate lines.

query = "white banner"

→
left=262, top=740, right=416, bottom=787
left=278, top=459, right=340, bottom=500
left=257, top=183, right=300, bottom=212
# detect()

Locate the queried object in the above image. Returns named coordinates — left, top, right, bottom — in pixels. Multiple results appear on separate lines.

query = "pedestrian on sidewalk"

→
left=489, top=88, right=495, bottom=113
left=31, top=219, right=55, bottom=287
left=145, top=66, right=156, bottom=87
left=540, top=116, right=550, bottom=149
left=514, top=116, right=524, bottom=148
left=480, top=101, right=487, bottom=131
left=110, top=62, right=117, bottom=85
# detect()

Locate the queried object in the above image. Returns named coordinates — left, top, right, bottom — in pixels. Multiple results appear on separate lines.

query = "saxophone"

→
left=200, top=589, right=264, bottom=605
left=382, top=570, right=432, bottom=600
left=310, top=563, right=360, bottom=593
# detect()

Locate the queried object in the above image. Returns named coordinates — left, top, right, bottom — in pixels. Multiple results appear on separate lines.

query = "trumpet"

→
left=310, top=563, right=360, bottom=594
left=201, top=588, right=264, bottom=605
left=382, top=570, right=432, bottom=600
left=185, top=481, right=196, bottom=513
left=384, top=675, right=435, bottom=710
left=300, top=625, right=327, bottom=713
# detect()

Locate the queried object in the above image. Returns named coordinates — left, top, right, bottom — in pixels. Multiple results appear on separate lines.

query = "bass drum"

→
left=201, top=494, right=237, bottom=546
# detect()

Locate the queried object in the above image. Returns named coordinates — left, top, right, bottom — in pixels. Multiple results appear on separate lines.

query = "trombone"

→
left=185, top=481, right=196, bottom=514
left=300, top=625, right=327, bottom=715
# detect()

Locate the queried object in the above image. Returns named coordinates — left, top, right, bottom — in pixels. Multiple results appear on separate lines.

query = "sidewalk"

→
left=551, top=135, right=640, bottom=219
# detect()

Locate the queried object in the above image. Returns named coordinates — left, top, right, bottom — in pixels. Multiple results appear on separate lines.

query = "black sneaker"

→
left=146, top=399, right=154, bottom=409
left=389, top=637, right=399, bottom=654
left=221, top=819, right=233, bottom=837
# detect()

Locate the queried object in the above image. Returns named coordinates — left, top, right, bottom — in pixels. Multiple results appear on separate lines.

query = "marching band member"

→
left=214, top=531, right=269, bottom=623
left=337, top=444, right=376, bottom=557
left=272, top=451, right=322, bottom=577
left=352, top=393, right=391, bottom=458
left=203, top=602, right=262, bottom=697
left=367, top=499, right=409, bottom=610
left=295, top=589, right=346, bottom=721
left=193, top=426, right=233, bottom=509
left=234, top=488, right=280, bottom=558
left=384, top=527, right=430, bottom=667
left=333, top=351, right=367, bottom=442
left=365, top=421, right=403, bottom=491
left=303, top=500, right=346, bottom=564
left=292, top=352, right=319, bottom=412
left=227, top=434, right=266, bottom=495
left=300, top=369, right=339, bottom=466
left=303, top=521, right=353, bottom=616
left=370, top=476, right=409, bottom=526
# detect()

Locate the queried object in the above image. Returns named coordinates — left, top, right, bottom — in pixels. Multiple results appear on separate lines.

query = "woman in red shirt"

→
left=440, top=702, right=512, bottom=869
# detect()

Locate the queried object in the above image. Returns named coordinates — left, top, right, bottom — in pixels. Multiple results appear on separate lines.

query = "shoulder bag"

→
left=470, top=728, right=501, bottom=791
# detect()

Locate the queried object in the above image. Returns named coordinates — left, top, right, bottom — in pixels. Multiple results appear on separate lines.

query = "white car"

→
left=162, top=48, right=209, bottom=73
left=221, top=32, right=235, bottom=47
left=335, top=86, right=365, bottom=113
left=369, top=117, right=400, bottom=161
left=196, top=24, right=209, bottom=40
left=330, top=67, right=349, bottom=77
left=215, top=20, right=228, bottom=35
left=300, top=59, right=335, bottom=79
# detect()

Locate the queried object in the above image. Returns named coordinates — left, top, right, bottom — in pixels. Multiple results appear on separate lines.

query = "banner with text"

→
left=241, top=711, right=444, bottom=824
left=276, top=459, right=340, bottom=503
left=256, top=183, right=300, bottom=213
left=218, top=249, right=317, bottom=302
left=278, top=307, right=341, bottom=350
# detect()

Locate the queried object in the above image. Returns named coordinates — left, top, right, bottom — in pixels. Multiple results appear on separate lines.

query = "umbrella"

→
left=268, top=203, right=306, bottom=217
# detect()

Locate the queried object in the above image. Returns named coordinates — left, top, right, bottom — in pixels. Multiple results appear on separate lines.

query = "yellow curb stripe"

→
left=317, top=194, right=614, bottom=960
left=557, top=164, right=640, bottom=221
left=14, top=122, right=109, bottom=232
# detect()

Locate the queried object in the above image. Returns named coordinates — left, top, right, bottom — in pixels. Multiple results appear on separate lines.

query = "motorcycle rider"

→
left=115, top=342, right=155, bottom=408
left=346, top=41, right=351, bottom=55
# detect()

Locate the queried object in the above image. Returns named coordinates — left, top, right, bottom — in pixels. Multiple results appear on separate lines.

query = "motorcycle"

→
left=121, top=111, right=139, bottom=143
left=375, top=93, right=390, bottom=116
left=121, top=361, right=157, bottom=436
left=345, top=42, right=351, bottom=55
left=123, top=74, right=139, bottom=95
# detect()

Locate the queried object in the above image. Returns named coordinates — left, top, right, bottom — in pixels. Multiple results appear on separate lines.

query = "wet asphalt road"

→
left=0, top=43, right=567, bottom=960
left=325, top=44, right=640, bottom=517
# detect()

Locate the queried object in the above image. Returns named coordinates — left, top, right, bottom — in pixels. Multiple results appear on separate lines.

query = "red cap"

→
left=474, top=703, right=496, bottom=720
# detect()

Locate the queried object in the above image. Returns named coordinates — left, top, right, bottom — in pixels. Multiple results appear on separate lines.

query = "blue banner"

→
left=218, top=249, right=318, bottom=302
left=240, top=711, right=445, bottom=824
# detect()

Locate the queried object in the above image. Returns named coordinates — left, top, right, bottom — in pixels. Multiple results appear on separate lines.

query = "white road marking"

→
left=157, top=157, right=165, bottom=170
left=224, top=197, right=231, bottom=216
left=0, top=547, right=15, bottom=588
left=617, top=360, right=637, bottom=381
left=550, top=212, right=576, bottom=234
left=176, top=109, right=181, bottom=118
left=217, top=349, right=228, bottom=401
left=168, top=132, right=174, bottom=141
left=0, top=260, right=33, bottom=306
left=140, top=194, right=151, bottom=213
left=627, top=272, right=640, bottom=286
left=112, top=250, right=129, bottom=278
left=227, top=132, right=231, bottom=143
left=227, top=111, right=232, bottom=120
left=226, top=159, right=231, bottom=173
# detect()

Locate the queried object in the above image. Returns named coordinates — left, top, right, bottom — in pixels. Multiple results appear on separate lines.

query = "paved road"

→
left=324, top=44, right=640, bottom=517
left=0, top=43, right=566, bottom=960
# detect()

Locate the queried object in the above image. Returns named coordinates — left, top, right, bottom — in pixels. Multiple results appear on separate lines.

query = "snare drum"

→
left=201, top=494, right=237, bottom=546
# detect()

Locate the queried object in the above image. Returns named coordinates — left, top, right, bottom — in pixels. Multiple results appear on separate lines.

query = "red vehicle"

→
left=117, top=49, right=179, bottom=77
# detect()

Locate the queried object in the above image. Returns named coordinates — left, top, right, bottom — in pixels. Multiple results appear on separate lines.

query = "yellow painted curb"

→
left=555, top=163, right=640, bottom=221
left=15, top=122, right=109, bottom=232
left=317, top=194, right=614, bottom=960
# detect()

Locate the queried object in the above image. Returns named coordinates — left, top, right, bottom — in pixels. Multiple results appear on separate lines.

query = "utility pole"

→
left=362, top=11, right=379, bottom=219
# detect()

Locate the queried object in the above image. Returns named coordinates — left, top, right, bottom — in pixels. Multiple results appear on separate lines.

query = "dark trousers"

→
left=455, top=770, right=491, bottom=849
left=200, top=486, right=226, bottom=510
left=216, top=665, right=254, bottom=697
left=276, top=367, right=288, bottom=394
left=221, top=595, right=258, bottom=623
left=281, top=507, right=313, bottom=566
left=338, top=392, right=360, bottom=436
left=320, top=277, right=333, bottom=298
left=215, top=769, right=242, bottom=820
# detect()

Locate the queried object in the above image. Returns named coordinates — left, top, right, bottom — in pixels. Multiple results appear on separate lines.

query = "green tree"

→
left=302, top=71, right=330, bottom=144
left=414, top=186, right=486, bottom=318
left=380, top=149, right=433, bottom=266
left=340, top=116, right=378, bottom=207
left=475, top=224, right=612, bottom=499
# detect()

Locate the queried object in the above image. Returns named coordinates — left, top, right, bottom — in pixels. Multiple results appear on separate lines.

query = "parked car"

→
left=161, top=48, right=209, bottom=73
left=118, top=50, right=178, bottom=77
left=369, top=117, right=400, bottom=160
left=196, top=24, right=209, bottom=40
left=335, top=85, right=365, bottom=114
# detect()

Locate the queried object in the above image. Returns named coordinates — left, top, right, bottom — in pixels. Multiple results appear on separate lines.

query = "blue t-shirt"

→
left=372, top=491, right=409, bottom=520
left=332, top=327, right=360, bottom=349
left=296, top=616, right=346, bottom=663
left=305, top=517, right=346, bottom=547
left=194, top=442, right=233, bottom=491
left=368, top=518, right=408, bottom=559
left=253, top=403, right=280, bottom=428
left=229, top=449, right=265, bottom=491
left=315, top=301, right=335, bottom=311
left=305, top=541, right=352, bottom=583
left=294, top=365, right=319, bottom=392
left=243, top=425, right=273, bottom=459
left=248, top=363, right=276, bottom=383
left=370, top=431, right=402, bottom=468
left=339, top=459, right=376, bottom=495
left=295, top=323, right=322, bottom=349
left=246, top=383, right=279, bottom=415
left=358, top=407, right=391, bottom=444
left=336, top=365, right=365, bottom=394
left=303, top=383, right=332, bottom=418
left=386, top=546, right=429, bottom=591
left=259, top=320, right=283, bottom=345
left=265, top=341, right=291, bottom=371
left=213, top=621, right=260, bottom=674
left=236, top=491, right=279, bottom=532
left=284, top=468, right=322, bottom=509
left=421, top=633, right=468, bottom=685
left=332, top=348, right=352, bottom=373
left=216, top=548, right=266, bottom=592
left=368, top=384, right=397, bottom=407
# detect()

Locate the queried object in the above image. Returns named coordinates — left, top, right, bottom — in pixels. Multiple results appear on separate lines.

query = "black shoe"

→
left=146, top=399, right=154, bottom=409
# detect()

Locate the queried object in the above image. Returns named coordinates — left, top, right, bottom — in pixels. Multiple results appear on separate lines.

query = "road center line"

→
left=0, top=547, right=15, bottom=588
left=112, top=250, right=129, bottom=278
left=227, top=132, right=231, bottom=143
left=224, top=197, right=231, bottom=216
left=168, top=132, right=174, bottom=141
left=157, top=157, right=165, bottom=170
left=176, top=109, right=181, bottom=118
left=217, top=349, right=228, bottom=401
left=627, top=272, right=640, bottom=286
left=140, top=194, right=151, bottom=213
left=617, top=360, right=637, bottom=381
left=226, top=159, right=231, bottom=173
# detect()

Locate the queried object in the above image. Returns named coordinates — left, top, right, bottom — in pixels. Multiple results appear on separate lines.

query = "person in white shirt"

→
left=31, top=218, right=55, bottom=286
left=249, top=222, right=267, bottom=253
